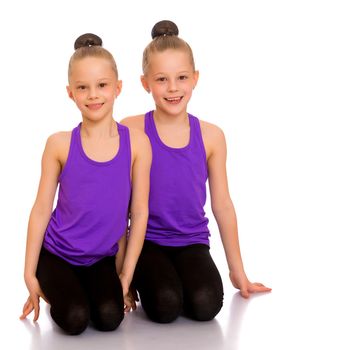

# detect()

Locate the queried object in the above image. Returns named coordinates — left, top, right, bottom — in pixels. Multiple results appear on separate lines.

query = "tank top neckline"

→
left=148, top=110, right=194, bottom=152
left=77, top=121, right=123, bottom=166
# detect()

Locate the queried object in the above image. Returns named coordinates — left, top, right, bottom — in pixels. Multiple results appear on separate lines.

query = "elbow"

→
left=130, top=208, right=149, bottom=222
left=30, top=202, right=52, bottom=220
left=211, top=199, right=235, bottom=218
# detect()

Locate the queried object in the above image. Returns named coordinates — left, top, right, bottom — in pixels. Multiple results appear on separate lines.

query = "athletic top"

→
left=144, top=110, right=210, bottom=246
left=44, top=122, right=131, bottom=265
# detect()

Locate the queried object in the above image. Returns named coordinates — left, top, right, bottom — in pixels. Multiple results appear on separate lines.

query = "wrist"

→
left=229, top=267, right=247, bottom=281
left=24, top=271, right=36, bottom=282
left=119, top=272, right=132, bottom=288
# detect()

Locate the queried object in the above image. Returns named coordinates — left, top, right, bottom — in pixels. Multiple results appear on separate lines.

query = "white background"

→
left=1, top=0, right=349, bottom=349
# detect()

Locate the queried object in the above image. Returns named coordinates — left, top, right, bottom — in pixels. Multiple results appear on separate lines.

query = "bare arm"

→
left=115, top=232, right=127, bottom=275
left=119, top=128, right=151, bottom=307
left=120, top=115, right=145, bottom=132
left=206, top=124, right=271, bottom=298
left=20, top=133, right=66, bottom=320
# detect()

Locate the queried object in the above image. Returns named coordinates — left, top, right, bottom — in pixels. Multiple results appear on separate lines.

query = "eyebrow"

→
left=73, top=78, right=112, bottom=84
left=153, top=70, right=191, bottom=76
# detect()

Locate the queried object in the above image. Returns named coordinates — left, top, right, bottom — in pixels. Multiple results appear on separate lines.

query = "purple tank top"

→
left=44, top=122, right=131, bottom=265
left=145, top=111, right=210, bottom=246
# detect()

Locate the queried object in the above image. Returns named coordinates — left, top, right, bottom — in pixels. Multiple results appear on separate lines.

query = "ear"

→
left=66, top=86, right=74, bottom=100
left=193, top=70, right=199, bottom=89
left=140, top=75, right=150, bottom=93
left=115, top=80, right=122, bottom=98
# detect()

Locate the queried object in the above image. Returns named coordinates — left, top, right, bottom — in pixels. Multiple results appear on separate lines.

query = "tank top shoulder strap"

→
left=58, top=124, right=80, bottom=182
left=71, top=123, right=80, bottom=148
left=189, top=114, right=202, bottom=144
left=188, top=114, right=207, bottom=168
left=117, top=122, right=128, bottom=143
left=116, top=122, right=131, bottom=176
left=188, top=114, right=201, bottom=137
left=144, top=110, right=154, bottom=136
left=116, top=122, right=129, bottom=152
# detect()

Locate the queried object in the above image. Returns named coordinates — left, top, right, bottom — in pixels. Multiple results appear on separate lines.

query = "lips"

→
left=87, top=103, right=104, bottom=110
left=164, top=97, right=182, bottom=104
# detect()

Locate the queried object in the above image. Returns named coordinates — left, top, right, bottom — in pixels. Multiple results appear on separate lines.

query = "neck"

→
left=153, top=109, right=188, bottom=126
left=80, top=117, right=118, bottom=138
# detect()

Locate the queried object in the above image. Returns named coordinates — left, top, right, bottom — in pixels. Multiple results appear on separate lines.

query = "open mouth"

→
left=164, top=97, right=183, bottom=104
left=87, top=103, right=104, bottom=110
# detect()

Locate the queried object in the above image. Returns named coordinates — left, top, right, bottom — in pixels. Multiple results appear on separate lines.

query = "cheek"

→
left=153, top=85, right=166, bottom=95
left=107, top=87, right=118, bottom=98
left=184, top=84, right=194, bottom=95
left=74, top=90, right=85, bottom=99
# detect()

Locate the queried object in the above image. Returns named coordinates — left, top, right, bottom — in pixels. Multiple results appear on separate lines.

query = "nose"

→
left=88, top=87, right=98, bottom=99
left=168, top=78, right=178, bottom=92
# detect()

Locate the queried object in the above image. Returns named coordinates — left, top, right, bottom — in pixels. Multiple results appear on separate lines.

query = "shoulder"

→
left=128, top=128, right=152, bottom=159
left=45, top=131, right=70, bottom=149
left=44, top=131, right=72, bottom=162
left=198, top=119, right=226, bottom=157
left=199, top=119, right=225, bottom=140
left=46, top=131, right=71, bottom=144
left=120, top=114, right=145, bottom=132
left=128, top=128, right=149, bottom=145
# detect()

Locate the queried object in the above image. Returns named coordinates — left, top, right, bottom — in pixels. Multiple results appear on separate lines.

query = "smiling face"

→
left=67, top=56, right=122, bottom=122
left=141, top=49, right=198, bottom=118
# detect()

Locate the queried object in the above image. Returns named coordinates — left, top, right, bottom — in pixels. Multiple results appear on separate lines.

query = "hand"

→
left=124, top=290, right=137, bottom=313
left=20, top=277, right=47, bottom=322
left=130, top=286, right=139, bottom=304
left=229, top=271, right=271, bottom=299
left=119, top=273, right=137, bottom=313
left=20, top=295, right=41, bottom=321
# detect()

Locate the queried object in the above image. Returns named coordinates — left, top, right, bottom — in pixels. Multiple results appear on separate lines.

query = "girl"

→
left=122, top=20, right=271, bottom=323
left=20, top=33, right=151, bottom=334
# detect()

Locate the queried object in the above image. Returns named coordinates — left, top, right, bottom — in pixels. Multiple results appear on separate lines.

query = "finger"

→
left=124, top=302, right=132, bottom=313
left=253, top=282, right=264, bottom=287
left=132, top=290, right=139, bottom=302
left=250, top=285, right=272, bottom=293
left=21, top=298, right=33, bottom=317
left=33, top=298, right=40, bottom=322
left=20, top=302, right=34, bottom=320
left=21, top=298, right=31, bottom=315
left=124, top=305, right=131, bottom=313
left=256, top=285, right=272, bottom=292
left=124, top=297, right=132, bottom=312
left=240, top=289, right=250, bottom=299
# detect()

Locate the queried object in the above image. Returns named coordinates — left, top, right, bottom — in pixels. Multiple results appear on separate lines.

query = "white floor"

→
left=1, top=1, right=350, bottom=348
left=3, top=232, right=350, bottom=350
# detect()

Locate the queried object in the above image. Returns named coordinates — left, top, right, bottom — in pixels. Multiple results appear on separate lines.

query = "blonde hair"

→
left=142, top=21, right=195, bottom=74
left=68, top=33, right=118, bottom=79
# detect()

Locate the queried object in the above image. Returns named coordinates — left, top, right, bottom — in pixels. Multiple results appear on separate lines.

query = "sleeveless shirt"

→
left=145, top=110, right=210, bottom=246
left=44, top=122, right=131, bottom=265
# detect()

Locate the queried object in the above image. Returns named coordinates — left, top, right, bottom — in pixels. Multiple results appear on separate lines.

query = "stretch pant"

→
left=36, top=248, right=124, bottom=335
left=133, top=241, right=224, bottom=323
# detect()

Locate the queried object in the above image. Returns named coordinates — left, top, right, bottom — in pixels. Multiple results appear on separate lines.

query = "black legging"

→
left=36, top=248, right=124, bottom=335
left=133, top=241, right=224, bottom=323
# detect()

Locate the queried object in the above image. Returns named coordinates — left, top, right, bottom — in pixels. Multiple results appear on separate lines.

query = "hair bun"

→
left=151, top=20, right=179, bottom=39
left=74, top=33, right=103, bottom=50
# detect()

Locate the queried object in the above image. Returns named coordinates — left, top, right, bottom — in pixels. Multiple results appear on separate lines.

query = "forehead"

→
left=70, top=56, right=115, bottom=79
left=149, top=49, right=193, bottom=73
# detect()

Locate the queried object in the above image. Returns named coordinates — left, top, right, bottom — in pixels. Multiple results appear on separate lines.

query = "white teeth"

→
left=166, top=97, right=181, bottom=101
